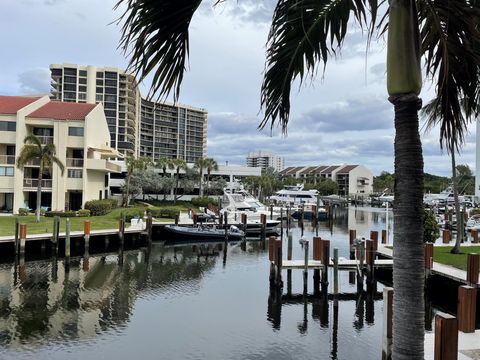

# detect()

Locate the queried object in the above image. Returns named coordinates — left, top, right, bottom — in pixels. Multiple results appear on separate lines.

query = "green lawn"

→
left=0, top=206, right=182, bottom=237
left=432, top=246, right=480, bottom=271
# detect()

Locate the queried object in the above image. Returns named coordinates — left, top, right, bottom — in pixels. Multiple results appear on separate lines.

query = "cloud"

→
left=18, top=68, right=50, bottom=95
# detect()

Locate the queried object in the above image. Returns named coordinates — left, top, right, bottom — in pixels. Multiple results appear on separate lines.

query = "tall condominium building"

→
left=246, top=151, right=284, bottom=172
left=49, top=64, right=207, bottom=161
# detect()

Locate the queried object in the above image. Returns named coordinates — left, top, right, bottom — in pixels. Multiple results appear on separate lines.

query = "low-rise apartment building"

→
left=0, top=95, right=120, bottom=214
left=280, top=164, right=373, bottom=196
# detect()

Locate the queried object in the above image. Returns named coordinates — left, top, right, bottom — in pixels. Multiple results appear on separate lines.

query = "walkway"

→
left=425, top=330, right=480, bottom=360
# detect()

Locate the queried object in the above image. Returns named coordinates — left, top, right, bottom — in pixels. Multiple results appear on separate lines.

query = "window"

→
left=0, top=167, right=14, bottom=176
left=0, top=121, right=16, bottom=131
left=105, top=79, right=117, bottom=87
left=104, top=71, right=117, bottom=79
left=51, top=69, right=62, bottom=76
left=79, top=78, right=87, bottom=85
left=79, top=85, right=87, bottom=92
left=64, top=76, right=77, bottom=84
left=68, top=169, right=82, bottom=178
left=104, top=87, right=117, bottom=94
left=78, top=93, right=87, bottom=101
left=96, top=71, right=104, bottom=78
left=68, top=127, right=84, bottom=136
left=64, top=68, right=77, bottom=76
left=64, top=83, right=76, bottom=91
left=96, top=94, right=103, bottom=102
left=79, top=70, right=87, bottom=76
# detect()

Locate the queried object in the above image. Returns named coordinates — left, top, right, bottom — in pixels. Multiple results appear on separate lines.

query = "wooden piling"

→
left=147, top=211, right=153, bottom=244
left=65, top=218, right=71, bottom=259
left=241, top=213, right=247, bottom=233
left=118, top=213, right=125, bottom=246
left=313, top=236, right=322, bottom=260
left=52, top=216, right=60, bottom=255
left=14, top=218, right=19, bottom=255
left=365, top=239, right=375, bottom=283
left=175, top=214, right=179, bottom=225
left=434, top=312, right=458, bottom=360
left=370, top=230, right=378, bottom=251
left=333, top=248, right=339, bottom=295
left=382, top=287, right=393, bottom=360
left=270, top=205, right=273, bottom=220
left=224, top=211, right=228, bottom=241
left=382, top=229, right=387, bottom=244
left=457, top=285, right=477, bottom=333
left=442, top=229, right=450, bottom=244
left=19, top=224, right=26, bottom=256
left=466, top=253, right=479, bottom=285
left=471, top=229, right=479, bottom=243
left=260, top=213, right=267, bottom=241
left=349, top=229, right=356, bottom=260
left=321, top=239, right=330, bottom=287
left=84, top=220, right=91, bottom=253
left=424, top=243, right=434, bottom=280
left=303, top=239, right=309, bottom=293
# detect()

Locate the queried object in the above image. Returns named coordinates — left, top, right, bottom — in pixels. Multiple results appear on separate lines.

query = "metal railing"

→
left=0, top=155, right=15, bottom=165
left=37, top=136, right=54, bottom=145
left=23, top=178, right=52, bottom=188
left=66, top=158, right=84, bottom=167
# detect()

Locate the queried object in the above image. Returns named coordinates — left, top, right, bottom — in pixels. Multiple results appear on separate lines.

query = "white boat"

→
left=270, top=184, right=321, bottom=206
left=221, top=182, right=281, bottom=221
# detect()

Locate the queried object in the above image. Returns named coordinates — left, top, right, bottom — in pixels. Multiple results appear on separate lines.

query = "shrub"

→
left=470, top=208, right=480, bottom=216
left=18, top=208, right=29, bottom=216
left=191, top=197, right=219, bottom=207
left=120, top=209, right=145, bottom=222
left=84, top=199, right=118, bottom=216
left=40, top=208, right=46, bottom=216
left=423, top=209, right=440, bottom=243
left=150, top=207, right=180, bottom=219
left=77, top=209, right=91, bottom=217
left=45, top=211, right=77, bottom=218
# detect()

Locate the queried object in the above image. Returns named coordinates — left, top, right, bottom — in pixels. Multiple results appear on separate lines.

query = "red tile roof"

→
left=337, top=165, right=358, bottom=173
left=28, top=102, right=97, bottom=121
left=0, top=96, right=41, bottom=114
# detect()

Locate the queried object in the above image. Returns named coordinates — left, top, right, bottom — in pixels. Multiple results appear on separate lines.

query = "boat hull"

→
left=164, top=225, right=245, bottom=242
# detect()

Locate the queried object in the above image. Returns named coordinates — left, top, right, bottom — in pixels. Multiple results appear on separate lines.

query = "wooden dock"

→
left=281, top=258, right=393, bottom=270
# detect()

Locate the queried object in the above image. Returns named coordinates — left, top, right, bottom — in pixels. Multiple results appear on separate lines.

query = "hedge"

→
left=45, top=211, right=77, bottom=218
left=149, top=207, right=180, bottom=219
left=121, top=209, right=146, bottom=222
left=191, top=197, right=219, bottom=207
left=84, top=199, right=118, bottom=216
left=77, top=209, right=91, bottom=217
left=18, top=208, right=29, bottom=216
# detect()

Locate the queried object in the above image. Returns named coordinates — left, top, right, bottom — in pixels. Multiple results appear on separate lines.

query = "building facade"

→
left=0, top=95, right=120, bottom=214
left=49, top=64, right=207, bottom=162
left=246, top=151, right=284, bottom=172
left=280, top=164, right=373, bottom=196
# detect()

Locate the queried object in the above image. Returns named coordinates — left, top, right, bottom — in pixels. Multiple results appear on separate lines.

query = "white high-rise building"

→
left=50, top=64, right=207, bottom=162
left=246, top=151, right=284, bottom=172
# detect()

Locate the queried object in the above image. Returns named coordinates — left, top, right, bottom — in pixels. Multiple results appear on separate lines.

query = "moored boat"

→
left=164, top=224, right=245, bottom=241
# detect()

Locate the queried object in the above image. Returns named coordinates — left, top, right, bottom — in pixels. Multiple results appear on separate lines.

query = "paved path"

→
left=425, top=330, right=480, bottom=360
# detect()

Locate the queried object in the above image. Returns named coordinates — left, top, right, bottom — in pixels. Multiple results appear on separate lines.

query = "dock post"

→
left=370, top=230, right=378, bottom=252
left=147, top=210, right=153, bottom=244
left=333, top=248, right=339, bottom=295
left=300, top=205, right=304, bottom=236
left=84, top=220, right=91, bottom=254
left=241, top=213, right=247, bottom=234
left=424, top=243, right=434, bottom=284
left=14, top=218, right=19, bottom=256
left=303, top=239, right=309, bottom=294
left=286, top=206, right=290, bottom=233
left=365, top=239, right=375, bottom=283
left=224, top=211, right=228, bottom=241
left=466, top=253, right=479, bottom=285
left=65, top=218, right=71, bottom=272
left=321, top=239, right=330, bottom=291
left=280, top=208, right=283, bottom=241
left=457, top=285, right=477, bottom=333
left=349, top=229, right=356, bottom=260
left=382, top=287, right=393, bottom=360
left=442, top=229, right=450, bottom=244
left=276, top=238, right=282, bottom=288
left=270, top=205, right=273, bottom=220
left=471, top=229, right=478, bottom=243
left=52, top=216, right=60, bottom=256
left=312, top=237, right=322, bottom=294
left=434, top=312, right=458, bottom=360
left=260, top=213, right=266, bottom=241
left=119, top=212, right=125, bottom=247
left=269, top=236, right=282, bottom=288
left=19, top=224, right=27, bottom=258
left=381, top=229, right=387, bottom=244
left=175, top=214, right=179, bottom=225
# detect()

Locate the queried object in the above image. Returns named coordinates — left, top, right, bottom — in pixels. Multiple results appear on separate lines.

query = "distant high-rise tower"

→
left=246, top=151, right=284, bottom=172
left=50, top=63, right=207, bottom=162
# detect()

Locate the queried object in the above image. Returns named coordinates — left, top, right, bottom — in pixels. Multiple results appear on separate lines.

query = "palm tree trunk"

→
left=163, top=167, right=167, bottom=201
left=35, top=170, right=43, bottom=223
left=124, top=173, right=131, bottom=207
left=206, top=170, right=211, bottom=196
left=174, top=168, right=179, bottom=204
left=390, top=94, right=424, bottom=360
left=450, top=150, right=463, bottom=253
left=199, top=168, right=204, bottom=197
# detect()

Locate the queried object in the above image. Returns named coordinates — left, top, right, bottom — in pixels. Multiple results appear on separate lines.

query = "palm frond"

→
left=115, top=0, right=202, bottom=102
left=260, top=0, right=378, bottom=132
left=50, top=155, right=65, bottom=175
left=16, top=145, right=41, bottom=168
left=419, top=0, right=480, bottom=153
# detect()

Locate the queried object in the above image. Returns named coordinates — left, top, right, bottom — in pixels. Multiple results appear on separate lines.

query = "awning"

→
left=87, top=146, right=124, bottom=159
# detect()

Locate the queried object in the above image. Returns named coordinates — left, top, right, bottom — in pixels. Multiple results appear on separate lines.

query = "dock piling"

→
left=349, top=230, right=356, bottom=260
left=19, top=224, right=27, bottom=257
left=424, top=243, right=434, bottom=282
left=382, top=287, right=393, bottom=360
left=466, top=253, right=479, bottom=285
left=442, top=229, right=451, bottom=244
left=434, top=312, right=458, bottom=360
left=260, top=213, right=267, bottom=241
left=84, top=220, right=91, bottom=253
left=312, top=236, right=321, bottom=294
left=381, top=229, right=387, bottom=244
left=224, top=211, right=228, bottom=241
left=471, top=229, right=478, bottom=243
left=457, top=285, right=477, bottom=333
left=146, top=211, right=153, bottom=244
left=14, top=218, right=19, bottom=256
left=333, top=248, right=339, bottom=295
left=65, top=218, right=71, bottom=271
left=321, top=239, right=330, bottom=290
left=370, top=231, right=378, bottom=252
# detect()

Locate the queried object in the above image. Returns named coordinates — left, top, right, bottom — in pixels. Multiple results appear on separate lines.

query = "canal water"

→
left=0, top=207, right=444, bottom=360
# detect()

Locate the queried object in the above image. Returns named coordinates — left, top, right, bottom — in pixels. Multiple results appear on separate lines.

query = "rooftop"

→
left=0, top=96, right=41, bottom=114
left=27, top=102, right=97, bottom=121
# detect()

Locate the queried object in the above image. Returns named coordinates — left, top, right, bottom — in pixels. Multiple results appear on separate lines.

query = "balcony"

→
left=86, top=159, right=121, bottom=173
left=66, top=158, right=84, bottom=167
left=23, top=178, right=52, bottom=189
left=0, top=155, right=15, bottom=165
left=38, top=136, right=54, bottom=145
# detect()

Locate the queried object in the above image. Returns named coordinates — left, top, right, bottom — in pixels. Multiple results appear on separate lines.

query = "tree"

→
left=16, top=134, right=64, bottom=222
left=155, top=157, right=174, bottom=200
left=373, top=171, right=394, bottom=193
left=194, top=157, right=210, bottom=197
left=204, top=158, right=219, bottom=196
left=171, top=159, right=187, bottom=204
left=115, top=1, right=480, bottom=357
left=456, top=165, right=475, bottom=195
left=123, top=156, right=152, bottom=206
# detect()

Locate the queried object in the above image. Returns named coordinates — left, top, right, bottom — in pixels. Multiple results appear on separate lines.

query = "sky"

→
left=0, top=0, right=477, bottom=176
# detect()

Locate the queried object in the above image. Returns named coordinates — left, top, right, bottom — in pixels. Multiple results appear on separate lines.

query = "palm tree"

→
left=16, top=134, right=64, bottom=223
left=171, top=158, right=187, bottom=204
left=194, top=157, right=209, bottom=197
left=124, top=156, right=152, bottom=207
left=115, top=1, right=480, bottom=358
left=204, top=158, right=218, bottom=196
left=156, top=157, right=174, bottom=200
